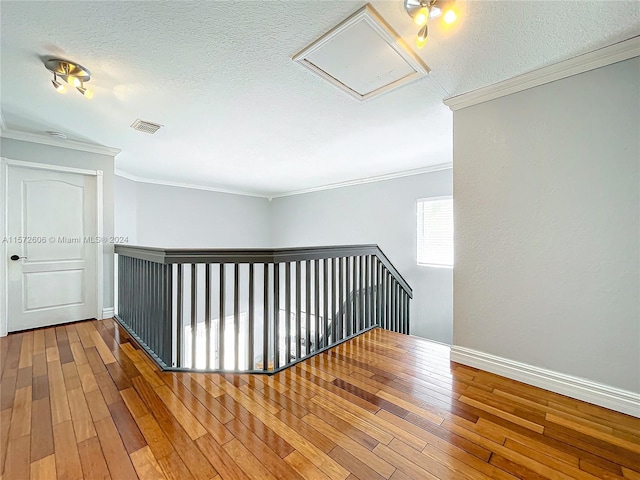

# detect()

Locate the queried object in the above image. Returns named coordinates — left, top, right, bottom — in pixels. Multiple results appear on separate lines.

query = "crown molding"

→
left=115, top=162, right=452, bottom=200
left=272, top=162, right=453, bottom=198
left=444, top=36, right=640, bottom=112
left=114, top=169, right=271, bottom=199
left=0, top=128, right=121, bottom=157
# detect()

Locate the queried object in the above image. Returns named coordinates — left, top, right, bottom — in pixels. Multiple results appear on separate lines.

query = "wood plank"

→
left=302, top=413, right=395, bottom=479
left=384, top=409, right=492, bottom=462
left=29, top=453, right=56, bottom=480
left=120, top=387, right=151, bottom=419
left=53, top=420, right=83, bottom=480
left=546, top=413, right=640, bottom=455
left=218, top=393, right=349, bottom=480
left=32, top=375, right=50, bottom=401
left=195, top=434, right=251, bottom=480
left=32, top=354, right=47, bottom=378
left=284, top=450, right=332, bottom=480
left=18, top=332, right=33, bottom=369
left=422, top=443, right=517, bottom=480
left=62, top=362, right=82, bottom=391
left=156, top=450, right=196, bottom=480
left=0, top=408, right=12, bottom=474
left=48, top=361, right=71, bottom=426
left=224, top=418, right=304, bottom=480
left=4, top=434, right=30, bottom=480
left=372, top=442, right=440, bottom=480
left=153, top=385, right=207, bottom=440
left=459, top=395, right=545, bottom=434
left=222, top=438, right=278, bottom=480
left=94, top=416, right=138, bottom=480
left=90, top=331, right=117, bottom=365
left=85, top=388, right=111, bottom=422
left=95, top=371, right=121, bottom=406
left=388, top=438, right=480, bottom=480
left=30, top=397, right=54, bottom=462
left=107, top=400, right=147, bottom=454
left=134, top=413, right=175, bottom=459
left=10, top=386, right=32, bottom=439
left=217, top=394, right=295, bottom=459
left=77, top=436, right=111, bottom=480
left=328, top=445, right=387, bottom=480
left=76, top=362, right=99, bottom=393
left=130, top=445, right=167, bottom=480
left=67, top=387, right=97, bottom=443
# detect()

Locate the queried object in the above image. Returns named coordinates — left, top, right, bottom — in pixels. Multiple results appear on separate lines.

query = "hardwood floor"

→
left=1, top=319, right=639, bottom=480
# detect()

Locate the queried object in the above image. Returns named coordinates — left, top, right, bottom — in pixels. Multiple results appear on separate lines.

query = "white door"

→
left=6, top=165, right=98, bottom=332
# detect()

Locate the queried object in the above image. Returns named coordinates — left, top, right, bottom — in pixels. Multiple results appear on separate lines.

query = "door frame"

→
left=0, top=157, right=104, bottom=336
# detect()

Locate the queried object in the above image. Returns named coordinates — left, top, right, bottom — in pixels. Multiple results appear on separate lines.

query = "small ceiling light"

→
left=416, top=24, right=428, bottom=49
left=51, top=74, right=65, bottom=93
left=443, top=9, right=457, bottom=24
left=413, top=7, right=429, bottom=26
left=44, top=58, right=93, bottom=98
left=404, top=0, right=457, bottom=49
left=76, top=86, right=93, bottom=99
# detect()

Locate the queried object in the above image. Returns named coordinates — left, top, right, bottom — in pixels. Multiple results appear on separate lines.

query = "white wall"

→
left=271, top=170, right=453, bottom=344
left=1, top=138, right=116, bottom=312
left=114, top=175, right=137, bottom=244
left=453, top=58, right=639, bottom=393
left=132, top=181, right=272, bottom=248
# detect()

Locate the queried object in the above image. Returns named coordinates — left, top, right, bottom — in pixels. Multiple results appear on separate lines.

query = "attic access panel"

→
left=292, top=4, right=429, bottom=102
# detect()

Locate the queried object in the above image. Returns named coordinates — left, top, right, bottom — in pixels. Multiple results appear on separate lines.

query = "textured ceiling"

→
left=1, top=1, right=638, bottom=196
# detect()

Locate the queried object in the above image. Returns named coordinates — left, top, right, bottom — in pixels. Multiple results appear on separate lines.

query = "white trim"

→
left=1, top=128, right=121, bottom=157
left=115, top=162, right=453, bottom=200
left=292, top=4, right=429, bottom=102
left=95, top=171, right=104, bottom=322
left=273, top=163, right=453, bottom=198
left=417, top=194, right=452, bottom=202
left=6, top=158, right=99, bottom=177
left=450, top=345, right=640, bottom=418
left=0, top=159, right=8, bottom=336
left=0, top=110, right=7, bottom=132
left=114, top=169, right=270, bottom=199
left=0, top=158, right=105, bottom=337
left=102, top=308, right=115, bottom=319
left=444, top=36, right=640, bottom=111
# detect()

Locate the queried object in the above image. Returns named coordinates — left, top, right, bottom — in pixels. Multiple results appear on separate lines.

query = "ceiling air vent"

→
left=130, top=119, right=163, bottom=134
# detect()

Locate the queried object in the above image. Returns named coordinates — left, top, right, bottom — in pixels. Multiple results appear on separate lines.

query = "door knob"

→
left=10, top=255, right=26, bottom=261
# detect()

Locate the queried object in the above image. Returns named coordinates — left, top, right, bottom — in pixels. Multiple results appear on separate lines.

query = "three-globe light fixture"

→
left=45, top=58, right=93, bottom=98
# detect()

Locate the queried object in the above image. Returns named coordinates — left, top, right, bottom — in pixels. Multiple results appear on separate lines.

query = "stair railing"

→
left=115, top=245, right=412, bottom=373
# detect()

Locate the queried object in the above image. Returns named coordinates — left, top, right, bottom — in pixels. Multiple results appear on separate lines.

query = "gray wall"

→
left=271, top=170, right=453, bottom=344
left=1, top=138, right=116, bottom=311
left=453, top=58, right=639, bottom=392
left=133, top=181, right=272, bottom=248
left=114, top=175, right=137, bottom=244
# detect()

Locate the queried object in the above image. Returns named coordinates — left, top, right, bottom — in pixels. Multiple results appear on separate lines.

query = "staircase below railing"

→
left=115, top=245, right=412, bottom=373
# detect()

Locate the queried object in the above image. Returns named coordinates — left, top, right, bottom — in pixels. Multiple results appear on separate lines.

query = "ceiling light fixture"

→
left=44, top=58, right=93, bottom=98
left=51, top=74, right=65, bottom=93
left=404, top=0, right=457, bottom=49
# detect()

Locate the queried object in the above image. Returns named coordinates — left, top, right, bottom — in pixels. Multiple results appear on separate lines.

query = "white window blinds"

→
left=417, top=197, right=453, bottom=267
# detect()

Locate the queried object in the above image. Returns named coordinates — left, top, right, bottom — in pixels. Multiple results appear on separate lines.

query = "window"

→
left=417, top=196, right=453, bottom=267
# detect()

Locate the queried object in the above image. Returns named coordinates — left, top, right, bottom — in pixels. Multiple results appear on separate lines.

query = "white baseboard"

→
left=450, top=346, right=640, bottom=418
left=101, top=308, right=115, bottom=319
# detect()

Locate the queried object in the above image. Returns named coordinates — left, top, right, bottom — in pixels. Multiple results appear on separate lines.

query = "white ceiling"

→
left=1, top=1, right=638, bottom=196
